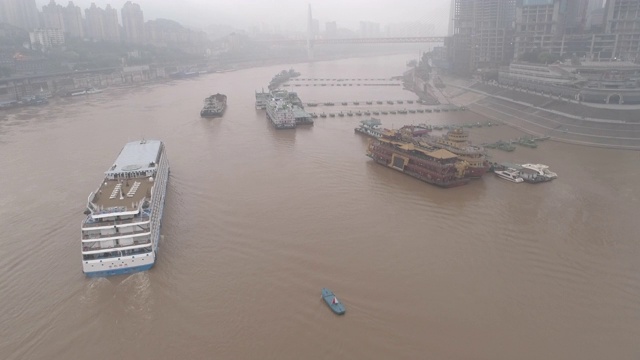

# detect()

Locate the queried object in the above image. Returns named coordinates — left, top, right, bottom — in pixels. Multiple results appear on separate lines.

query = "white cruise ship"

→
left=81, top=140, right=169, bottom=277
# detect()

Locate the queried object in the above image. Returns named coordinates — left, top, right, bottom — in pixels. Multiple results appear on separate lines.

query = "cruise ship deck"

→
left=92, top=177, right=153, bottom=210
left=87, top=140, right=163, bottom=216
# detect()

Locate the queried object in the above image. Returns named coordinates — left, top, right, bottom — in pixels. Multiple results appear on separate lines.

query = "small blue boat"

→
left=321, top=288, right=345, bottom=315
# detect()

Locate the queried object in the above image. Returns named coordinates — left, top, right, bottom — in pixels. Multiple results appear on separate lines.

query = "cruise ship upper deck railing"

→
left=82, top=227, right=150, bottom=240
left=82, top=215, right=150, bottom=228
left=82, top=238, right=152, bottom=252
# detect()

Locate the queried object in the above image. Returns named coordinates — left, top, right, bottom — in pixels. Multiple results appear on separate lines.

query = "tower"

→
left=307, top=4, right=314, bottom=60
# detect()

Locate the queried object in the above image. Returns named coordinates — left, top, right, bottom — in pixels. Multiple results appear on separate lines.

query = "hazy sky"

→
left=35, top=0, right=451, bottom=33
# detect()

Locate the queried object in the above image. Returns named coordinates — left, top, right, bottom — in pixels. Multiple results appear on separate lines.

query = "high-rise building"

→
left=588, top=0, right=604, bottom=12
left=85, top=3, right=105, bottom=41
left=507, top=0, right=640, bottom=62
left=603, top=0, right=640, bottom=60
left=513, top=0, right=567, bottom=58
left=121, top=1, right=144, bottom=44
left=586, top=0, right=605, bottom=30
left=448, top=0, right=456, bottom=36
left=30, top=28, right=65, bottom=50
left=85, top=3, right=120, bottom=42
left=474, top=0, right=516, bottom=67
left=604, top=0, right=640, bottom=33
left=62, top=1, right=84, bottom=39
left=449, top=0, right=515, bottom=74
left=450, top=0, right=475, bottom=74
left=0, top=0, right=39, bottom=31
left=42, top=0, right=64, bottom=31
left=565, top=0, right=590, bottom=34
left=103, top=5, right=120, bottom=42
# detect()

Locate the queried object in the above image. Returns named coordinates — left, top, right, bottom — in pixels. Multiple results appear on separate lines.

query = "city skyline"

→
left=33, top=0, right=452, bottom=34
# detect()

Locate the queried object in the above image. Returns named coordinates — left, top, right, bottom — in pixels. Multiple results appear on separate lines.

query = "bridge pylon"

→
left=307, top=40, right=314, bottom=61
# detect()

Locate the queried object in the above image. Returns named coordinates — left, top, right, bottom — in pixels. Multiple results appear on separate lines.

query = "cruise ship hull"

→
left=85, top=262, right=154, bottom=277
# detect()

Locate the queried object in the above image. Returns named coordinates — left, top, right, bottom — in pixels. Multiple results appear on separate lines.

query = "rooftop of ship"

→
left=84, top=140, right=163, bottom=222
left=360, top=118, right=382, bottom=127
left=267, top=96, right=294, bottom=110
left=255, top=89, right=270, bottom=97
left=377, top=128, right=460, bottom=161
left=204, top=93, right=226, bottom=104
left=421, top=127, right=486, bottom=155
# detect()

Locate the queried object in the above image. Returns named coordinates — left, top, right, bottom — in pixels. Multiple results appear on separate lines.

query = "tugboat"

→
left=200, top=93, right=227, bottom=118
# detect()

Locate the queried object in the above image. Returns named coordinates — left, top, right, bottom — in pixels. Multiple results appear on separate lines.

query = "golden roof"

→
left=426, top=148, right=458, bottom=159
left=377, top=138, right=459, bottom=160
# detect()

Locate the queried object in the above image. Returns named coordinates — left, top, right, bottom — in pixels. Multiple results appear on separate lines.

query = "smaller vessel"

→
left=268, top=69, right=300, bottom=90
left=65, top=87, right=103, bottom=96
left=494, top=168, right=524, bottom=183
left=519, top=163, right=557, bottom=183
left=354, top=118, right=383, bottom=138
left=321, top=288, right=345, bottom=315
left=85, top=87, right=103, bottom=95
left=170, top=70, right=199, bottom=79
left=19, top=95, right=48, bottom=106
left=266, top=96, right=296, bottom=129
left=201, top=93, right=227, bottom=118
left=255, top=89, right=269, bottom=109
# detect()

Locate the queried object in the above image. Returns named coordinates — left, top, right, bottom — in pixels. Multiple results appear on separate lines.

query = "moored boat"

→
left=321, top=288, right=345, bottom=315
left=81, top=140, right=170, bottom=277
left=64, top=87, right=103, bottom=97
left=520, top=163, right=557, bottom=180
left=255, top=89, right=269, bottom=109
left=354, top=118, right=383, bottom=138
left=266, top=96, right=296, bottom=129
left=494, top=168, right=524, bottom=183
left=85, top=87, right=103, bottom=95
left=367, top=128, right=470, bottom=188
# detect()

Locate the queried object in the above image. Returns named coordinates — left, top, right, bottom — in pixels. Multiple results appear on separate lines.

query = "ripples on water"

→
left=1, top=54, right=639, bottom=360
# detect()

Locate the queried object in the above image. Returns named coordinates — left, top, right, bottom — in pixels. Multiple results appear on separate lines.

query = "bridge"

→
left=261, top=37, right=446, bottom=47
left=258, top=5, right=447, bottom=60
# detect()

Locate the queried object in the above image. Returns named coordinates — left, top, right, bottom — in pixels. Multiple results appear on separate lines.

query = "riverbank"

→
left=437, top=76, right=640, bottom=150
left=0, top=47, right=420, bottom=106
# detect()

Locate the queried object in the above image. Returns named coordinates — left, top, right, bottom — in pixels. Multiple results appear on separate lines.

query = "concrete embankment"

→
left=442, top=80, right=640, bottom=150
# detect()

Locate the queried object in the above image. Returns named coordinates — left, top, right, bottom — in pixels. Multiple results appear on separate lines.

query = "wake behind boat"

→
left=321, top=288, right=346, bottom=315
left=81, top=140, right=170, bottom=277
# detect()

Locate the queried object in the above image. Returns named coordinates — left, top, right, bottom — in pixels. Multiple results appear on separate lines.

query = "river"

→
left=1, top=53, right=639, bottom=360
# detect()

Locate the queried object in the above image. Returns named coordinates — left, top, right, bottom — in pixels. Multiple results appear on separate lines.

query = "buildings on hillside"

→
left=447, top=0, right=640, bottom=75
left=0, top=0, right=207, bottom=49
